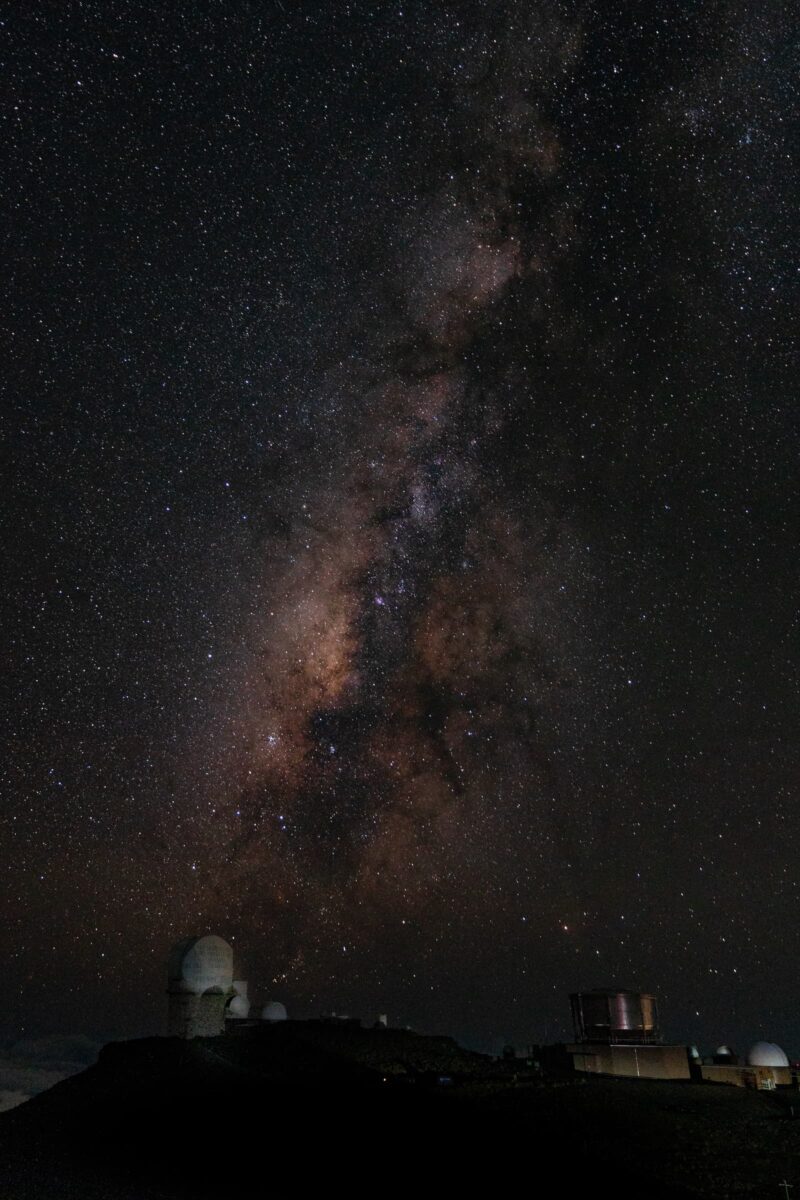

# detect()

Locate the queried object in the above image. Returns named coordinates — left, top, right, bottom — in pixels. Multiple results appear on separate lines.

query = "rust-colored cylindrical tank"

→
left=570, top=990, right=660, bottom=1044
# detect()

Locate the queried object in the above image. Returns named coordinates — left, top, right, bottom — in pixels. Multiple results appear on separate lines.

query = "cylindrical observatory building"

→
left=167, top=935, right=237, bottom=1038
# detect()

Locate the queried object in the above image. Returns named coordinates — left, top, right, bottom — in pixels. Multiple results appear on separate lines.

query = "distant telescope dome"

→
left=228, top=981, right=250, bottom=1019
left=228, top=994, right=250, bottom=1018
left=747, top=1042, right=789, bottom=1068
left=168, top=935, right=234, bottom=995
left=262, top=1001, right=287, bottom=1022
left=715, top=1045, right=734, bottom=1059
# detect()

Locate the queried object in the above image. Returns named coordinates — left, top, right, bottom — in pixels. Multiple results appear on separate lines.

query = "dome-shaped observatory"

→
left=168, top=934, right=234, bottom=995
left=747, top=1041, right=789, bottom=1068
left=167, top=934, right=236, bottom=1038
left=262, top=1000, right=288, bottom=1022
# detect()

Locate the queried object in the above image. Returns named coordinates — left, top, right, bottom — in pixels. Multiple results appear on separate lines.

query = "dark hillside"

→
left=1, top=1026, right=797, bottom=1197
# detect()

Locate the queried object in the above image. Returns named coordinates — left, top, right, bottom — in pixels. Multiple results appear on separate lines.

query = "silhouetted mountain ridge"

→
left=1, top=1023, right=797, bottom=1197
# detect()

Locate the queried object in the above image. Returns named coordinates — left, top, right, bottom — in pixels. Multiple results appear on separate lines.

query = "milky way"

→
left=195, top=9, right=586, bottom=955
left=4, top=1, right=798, bottom=1049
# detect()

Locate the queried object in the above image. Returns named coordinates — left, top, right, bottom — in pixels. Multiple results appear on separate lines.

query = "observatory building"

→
left=167, top=935, right=238, bottom=1038
left=570, top=989, right=660, bottom=1044
left=699, top=1041, right=792, bottom=1089
left=748, top=1041, right=790, bottom=1068
left=567, top=989, right=691, bottom=1080
left=228, top=980, right=251, bottom=1019
left=167, top=936, right=292, bottom=1038
left=262, top=1000, right=288, bottom=1022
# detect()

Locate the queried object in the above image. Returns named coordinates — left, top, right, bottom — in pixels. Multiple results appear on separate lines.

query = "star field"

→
left=2, top=0, right=798, bottom=1052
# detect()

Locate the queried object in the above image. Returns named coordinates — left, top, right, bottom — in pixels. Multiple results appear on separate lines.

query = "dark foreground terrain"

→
left=1, top=1023, right=799, bottom=1198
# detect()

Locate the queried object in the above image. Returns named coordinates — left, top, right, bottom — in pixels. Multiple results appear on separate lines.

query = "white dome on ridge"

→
left=262, top=1000, right=287, bottom=1022
left=168, top=935, right=234, bottom=995
left=228, top=980, right=250, bottom=1018
left=747, top=1042, right=789, bottom=1068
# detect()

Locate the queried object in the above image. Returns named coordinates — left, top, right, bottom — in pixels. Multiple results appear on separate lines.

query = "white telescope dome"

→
left=168, top=935, right=234, bottom=995
left=747, top=1041, right=789, bottom=1068
left=228, top=980, right=250, bottom=1018
left=228, top=995, right=250, bottom=1017
left=262, top=1000, right=288, bottom=1022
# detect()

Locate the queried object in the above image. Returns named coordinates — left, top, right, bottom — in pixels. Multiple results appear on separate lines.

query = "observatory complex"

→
left=565, top=989, right=793, bottom=1089
left=698, top=1040, right=792, bottom=1089
left=165, top=937, right=794, bottom=1091
left=567, top=989, right=692, bottom=1080
left=167, top=935, right=287, bottom=1038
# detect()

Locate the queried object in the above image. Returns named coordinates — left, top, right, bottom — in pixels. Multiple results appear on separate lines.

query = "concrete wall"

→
left=700, top=1064, right=791, bottom=1089
left=167, top=990, right=231, bottom=1038
left=569, top=1043, right=691, bottom=1080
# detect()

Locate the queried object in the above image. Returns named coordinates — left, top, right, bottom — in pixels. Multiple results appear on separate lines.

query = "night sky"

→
left=3, top=1, right=798, bottom=1055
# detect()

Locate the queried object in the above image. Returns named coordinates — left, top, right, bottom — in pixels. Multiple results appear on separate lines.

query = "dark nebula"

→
left=3, top=1, right=798, bottom=1052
